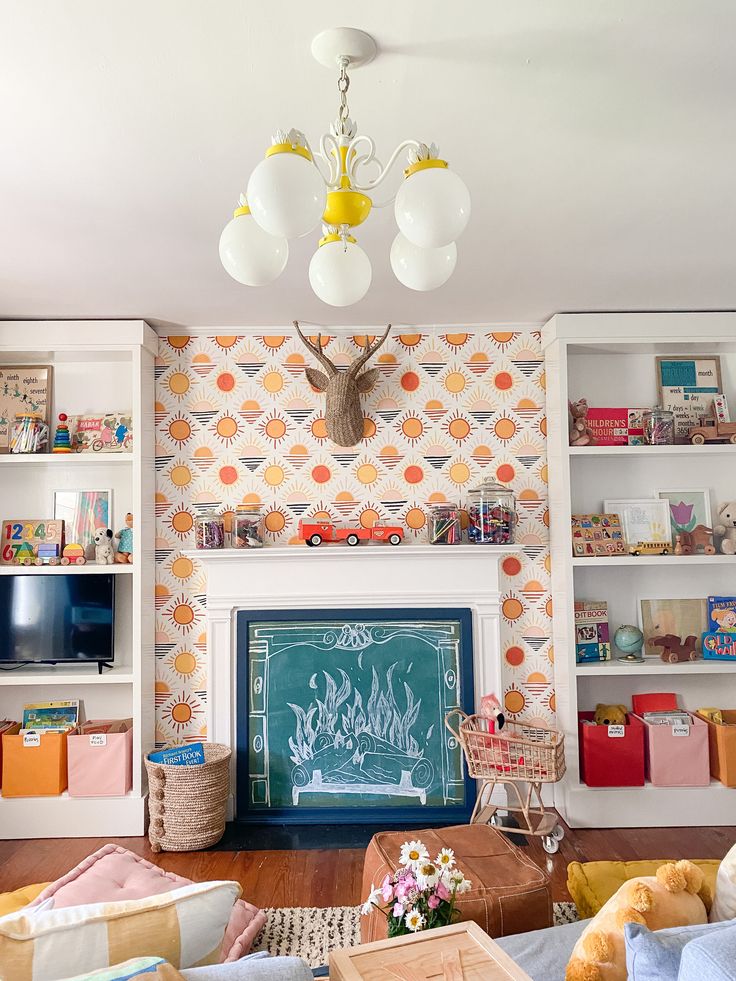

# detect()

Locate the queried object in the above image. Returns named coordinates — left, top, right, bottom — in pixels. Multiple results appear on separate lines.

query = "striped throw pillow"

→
left=0, top=880, right=241, bottom=981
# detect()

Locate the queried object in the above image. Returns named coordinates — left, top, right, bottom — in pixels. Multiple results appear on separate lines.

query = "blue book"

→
left=148, top=742, right=205, bottom=766
left=707, top=596, right=736, bottom=633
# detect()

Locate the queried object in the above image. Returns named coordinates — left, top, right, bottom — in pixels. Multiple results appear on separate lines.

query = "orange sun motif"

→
left=444, top=412, right=473, bottom=445
left=167, top=413, right=197, bottom=447
left=167, top=508, right=195, bottom=539
left=210, top=413, right=241, bottom=446
left=161, top=693, right=204, bottom=733
left=397, top=413, right=424, bottom=446
left=165, top=594, right=203, bottom=632
left=487, top=331, right=518, bottom=351
left=258, top=412, right=291, bottom=447
left=396, top=333, right=424, bottom=350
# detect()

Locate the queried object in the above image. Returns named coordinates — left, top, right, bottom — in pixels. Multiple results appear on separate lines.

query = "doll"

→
left=114, top=512, right=133, bottom=563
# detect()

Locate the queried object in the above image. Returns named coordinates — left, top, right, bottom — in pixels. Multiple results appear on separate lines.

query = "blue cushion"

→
left=678, top=922, right=736, bottom=980
left=625, top=919, right=735, bottom=981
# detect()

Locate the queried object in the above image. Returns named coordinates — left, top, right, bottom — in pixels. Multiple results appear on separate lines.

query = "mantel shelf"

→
left=183, top=544, right=523, bottom=563
left=568, top=444, right=736, bottom=457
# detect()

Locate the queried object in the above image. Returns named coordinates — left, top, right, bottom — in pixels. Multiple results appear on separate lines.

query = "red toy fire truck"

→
left=298, top=519, right=404, bottom=547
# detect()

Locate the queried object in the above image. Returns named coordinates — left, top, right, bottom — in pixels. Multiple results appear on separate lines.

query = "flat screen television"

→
left=0, top=574, right=114, bottom=671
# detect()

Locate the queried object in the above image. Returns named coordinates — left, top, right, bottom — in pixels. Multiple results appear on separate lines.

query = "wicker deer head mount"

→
left=294, top=321, right=391, bottom=447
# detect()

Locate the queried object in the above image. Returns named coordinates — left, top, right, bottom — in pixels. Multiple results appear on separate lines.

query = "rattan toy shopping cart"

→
left=445, top=708, right=567, bottom=854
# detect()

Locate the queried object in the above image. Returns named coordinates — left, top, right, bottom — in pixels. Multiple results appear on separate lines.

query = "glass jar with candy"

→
left=195, top=510, right=225, bottom=549
left=466, top=479, right=516, bottom=545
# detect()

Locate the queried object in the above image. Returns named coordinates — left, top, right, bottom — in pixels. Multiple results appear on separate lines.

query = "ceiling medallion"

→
left=219, top=27, right=471, bottom=307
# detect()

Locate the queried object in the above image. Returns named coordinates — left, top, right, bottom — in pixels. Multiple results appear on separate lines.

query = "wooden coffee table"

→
left=329, top=921, right=532, bottom=980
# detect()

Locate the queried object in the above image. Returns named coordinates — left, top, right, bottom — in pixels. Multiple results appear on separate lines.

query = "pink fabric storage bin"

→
left=67, top=719, right=133, bottom=797
left=632, top=693, right=710, bottom=787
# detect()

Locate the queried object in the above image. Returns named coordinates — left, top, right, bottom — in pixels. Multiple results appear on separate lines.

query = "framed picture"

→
left=656, top=356, right=722, bottom=441
left=603, top=498, right=671, bottom=545
left=656, top=489, right=712, bottom=544
left=640, top=598, right=708, bottom=656
left=0, top=365, right=52, bottom=453
left=53, top=489, right=111, bottom=558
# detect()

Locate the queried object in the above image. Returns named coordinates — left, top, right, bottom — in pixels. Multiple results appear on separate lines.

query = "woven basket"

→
left=145, top=742, right=231, bottom=852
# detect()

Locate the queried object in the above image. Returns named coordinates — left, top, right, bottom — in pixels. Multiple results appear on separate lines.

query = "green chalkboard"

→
left=237, top=608, right=475, bottom=824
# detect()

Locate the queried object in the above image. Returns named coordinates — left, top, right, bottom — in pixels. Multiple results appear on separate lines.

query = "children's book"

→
left=702, top=631, right=736, bottom=661
left=586, top=408, right=648, bottom=446
left=22, top=700, right=79, bottom=730
left=707, top=597, right=736, bottom=633
left=574, top=601, right=611, bottom=662
left=148, top=742, right=205, bottom=766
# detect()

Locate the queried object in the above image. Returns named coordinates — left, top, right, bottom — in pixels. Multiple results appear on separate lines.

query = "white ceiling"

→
left=1, top=1, right=735, bottom=329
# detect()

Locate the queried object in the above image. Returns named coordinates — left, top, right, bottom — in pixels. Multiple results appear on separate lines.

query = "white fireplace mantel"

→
left=184, top=543, right=520, bottom=818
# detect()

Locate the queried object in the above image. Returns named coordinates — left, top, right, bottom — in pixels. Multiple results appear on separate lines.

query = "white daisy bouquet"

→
left=361, top=839, right=472, bottom=938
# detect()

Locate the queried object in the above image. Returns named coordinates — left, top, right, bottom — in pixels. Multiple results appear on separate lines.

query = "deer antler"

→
left=293, top=320, right=337, bottom=376
left=347, top=325, right=392, bottom=378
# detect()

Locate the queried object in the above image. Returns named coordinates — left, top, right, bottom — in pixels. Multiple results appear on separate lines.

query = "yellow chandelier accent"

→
left=322, top=188, right=372, bottom=228
left=264, top=143, right=313, bottom=161
left=403, top=157, right=449, bottom=179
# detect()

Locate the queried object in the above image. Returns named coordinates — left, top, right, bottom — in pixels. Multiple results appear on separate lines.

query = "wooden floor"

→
left=0, top=818, right=732, bottom=907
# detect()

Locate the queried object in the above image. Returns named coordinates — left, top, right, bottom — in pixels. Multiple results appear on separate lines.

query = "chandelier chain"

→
left=336, top=57, right=351, bottom=134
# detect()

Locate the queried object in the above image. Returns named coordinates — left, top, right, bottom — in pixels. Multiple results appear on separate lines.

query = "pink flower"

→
left=395, top=874, right=416, bottom=900
left=428, top=894, right=440, bottom=909
left=393, top=902, right=405, bottom=918
left=436, top=880, right=451, bottom=901
left=381, top=874, right=394, bottom=902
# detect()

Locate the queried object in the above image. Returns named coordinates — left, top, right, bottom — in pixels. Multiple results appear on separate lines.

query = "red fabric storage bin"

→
left=632, top=693, right=710, bottom=787
left=578, top=712, right=645, bottom=786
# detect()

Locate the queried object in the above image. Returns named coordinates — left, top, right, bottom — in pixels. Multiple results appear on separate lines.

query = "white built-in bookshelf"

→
left=544, top=313, right=736, bottom=828
left=0, top=321, right=155, bottom=837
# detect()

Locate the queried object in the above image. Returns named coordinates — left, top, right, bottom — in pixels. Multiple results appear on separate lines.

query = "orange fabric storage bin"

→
left=697, top=710, right=736, bottom=787
left=67, top=719, right=133, bottom=797
left=1, top=728, right=75, bottom=797
left=0, top=722, right=21, bottom=790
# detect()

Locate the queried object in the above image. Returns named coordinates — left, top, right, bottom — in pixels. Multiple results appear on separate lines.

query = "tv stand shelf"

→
left=0, top=665, right=135, bottom=686
left=0, top=320, right=156, bottom=839
left=0, top=564, right=134, bottom=575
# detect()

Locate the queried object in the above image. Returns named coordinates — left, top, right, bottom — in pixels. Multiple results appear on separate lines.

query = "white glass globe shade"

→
left=390, top=233, right=457, bottom=291
left=395, top=167, right=471, bottom=248
left=247, top=152, right=326, bottom=239
left=309, top=240, right=372, bottom=307
left=219, top=213, right=288, bottom=286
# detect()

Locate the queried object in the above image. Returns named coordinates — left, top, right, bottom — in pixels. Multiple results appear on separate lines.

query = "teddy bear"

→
left=569, top=399, right=595, bottom=447
left=594, top=704, right=628, bottom=726
left=714, top=501, right=736, bottom=555
left=566, top=860, right=712, bottom=981
left=93, top=527, right=115, bottom=565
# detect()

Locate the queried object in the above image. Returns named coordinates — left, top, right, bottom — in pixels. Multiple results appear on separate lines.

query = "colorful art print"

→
left=656, top=356, right=722, bottom=440
left=53, top=489, right=111, bottom=558
left=640, top=598, right=708, bottom=656
left=0, top=365, right=52, bottom=452
left=603, top=499, right=671, bottom=545
left=702, top=631, right=736, bottom=661
left=69, top=412, right=133, bottom=453
left=574, top=601, right=611, bottom=662
left=656, top=489, right=712, bottom=544
left=571, top=514, right=626, bottom=556
left=707, top=596, right=736, bottom=633
left=0, top=519, right=64, bottom=565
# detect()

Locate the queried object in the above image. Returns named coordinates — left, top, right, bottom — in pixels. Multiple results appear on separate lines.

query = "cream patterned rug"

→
left=252, top=903, right=579, bottom=966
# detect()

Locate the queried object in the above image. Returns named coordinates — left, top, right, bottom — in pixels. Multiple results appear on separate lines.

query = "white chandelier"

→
left=219, top=27, right=471, bottom=307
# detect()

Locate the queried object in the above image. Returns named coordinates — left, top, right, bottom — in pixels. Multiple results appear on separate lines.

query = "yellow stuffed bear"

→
left=594, top=704, right=628, bottom=726
left=566, top=860, right=712, bottom=981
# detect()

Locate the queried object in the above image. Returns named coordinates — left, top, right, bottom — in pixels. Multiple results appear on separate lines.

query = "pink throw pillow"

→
left=28, top=844, right=265, bottom=962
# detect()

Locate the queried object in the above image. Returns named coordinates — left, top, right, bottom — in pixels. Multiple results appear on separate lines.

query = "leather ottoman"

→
left=360, top=824, right=552, bottom=943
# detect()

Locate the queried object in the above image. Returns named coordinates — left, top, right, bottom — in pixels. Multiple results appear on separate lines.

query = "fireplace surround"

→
left=186, top=543, right=519, bottom=820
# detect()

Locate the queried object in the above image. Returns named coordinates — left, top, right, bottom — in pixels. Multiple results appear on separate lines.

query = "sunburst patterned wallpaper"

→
left=154, top=329, right=553, bottom=747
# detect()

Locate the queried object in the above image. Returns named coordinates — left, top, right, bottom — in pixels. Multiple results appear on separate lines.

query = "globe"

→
left=615, top=624, right=644, bottom=658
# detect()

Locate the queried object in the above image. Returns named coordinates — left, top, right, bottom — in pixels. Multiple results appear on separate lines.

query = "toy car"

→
left=688, top=405, right=736, bottom=444
left=60, top=542, right=87, bottom=565
left=298, top=519, right=403, bottom=547
left=628, top=541, right=671, bottom=556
